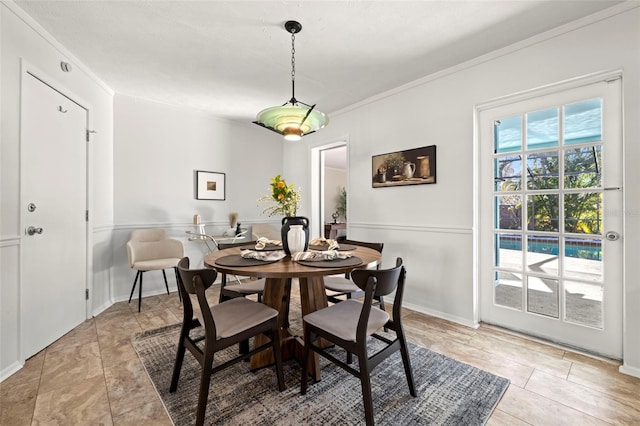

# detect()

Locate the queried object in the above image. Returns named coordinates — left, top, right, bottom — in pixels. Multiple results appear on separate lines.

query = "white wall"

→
left=111, top=95, right=284, bottom=297
left=0, top=3, right=114, bottom=378
left=286, top=6, right=640, bottom=375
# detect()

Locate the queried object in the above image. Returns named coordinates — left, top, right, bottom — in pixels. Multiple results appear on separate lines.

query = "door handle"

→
left=26, top=226, right=43, bottom=236
left=605, top=231, right=620, bottom=241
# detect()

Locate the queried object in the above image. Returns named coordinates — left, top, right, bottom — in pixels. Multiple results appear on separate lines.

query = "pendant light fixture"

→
left=253, top=20, right=328, bottom=141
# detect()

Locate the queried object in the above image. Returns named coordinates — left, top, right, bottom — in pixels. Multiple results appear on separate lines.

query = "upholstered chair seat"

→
left=303, top=299, right=390, bottom=342
left=198, top=297, right=277, bottom=340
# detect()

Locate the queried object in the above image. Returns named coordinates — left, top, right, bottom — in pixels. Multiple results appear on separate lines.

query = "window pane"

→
left=564, top=237, right=602, bottom=281
left=565, top=280, right=602, bottom=329
left=564, top=193, right=602, bottom=234
left=527, top=151, right=559, bottom=190
left=495, top=234, right=522, bottom=269
left=496, top=195, right=522, bottom=230
left=494, top=271, right=522, bottom=310
left=564, top=145, right=602, bottom=189
left=564, top=99, right=602, bottom=145
left=527, top=194, right=559, bottom=232
left=526, top=236, right=559, bottom=276
left=528, top=276, right=558, bottom=318
left=527, top=108, right=559, bottom=149
left=494, top=155, right=521, bottom=191
left=495, top=115, right=522, bottom=153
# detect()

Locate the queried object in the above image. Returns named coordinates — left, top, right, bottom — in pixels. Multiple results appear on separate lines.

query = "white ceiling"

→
left=324, top=145, right=347, bottom=170
left=15, top=0, right=623, bottom=125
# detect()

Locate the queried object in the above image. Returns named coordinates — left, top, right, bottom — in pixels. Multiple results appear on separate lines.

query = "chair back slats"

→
left=217, top=240, right=258, bottom=250
left=177, top=257, right=217, bottom=294
left=351, top=261, right=402, bottom=297
left=339, top=239, right=383, bottom=253
left=337, top=239, right=384, bottom=280
left=351, top=258, right=404, bottom=341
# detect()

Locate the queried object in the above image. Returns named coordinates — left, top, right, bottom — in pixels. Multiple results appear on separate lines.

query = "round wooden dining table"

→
left=204, top=245, right=382, bottom=380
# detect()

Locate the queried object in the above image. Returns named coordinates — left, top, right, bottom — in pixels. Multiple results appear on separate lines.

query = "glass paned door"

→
left=478, top=78, right=623, bottom=358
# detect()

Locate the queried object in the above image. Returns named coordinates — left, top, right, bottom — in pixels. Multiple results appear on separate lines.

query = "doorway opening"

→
left=310, top=142, right=347, bottom=239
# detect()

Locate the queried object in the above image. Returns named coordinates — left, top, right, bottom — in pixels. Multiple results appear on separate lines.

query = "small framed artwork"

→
left=195, top=170, right=226, bottom=200
left=372, top=145, right=436, bottom=188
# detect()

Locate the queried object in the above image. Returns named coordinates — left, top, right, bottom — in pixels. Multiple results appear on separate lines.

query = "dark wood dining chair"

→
left=217, top=240, right=266, bottom=303
left=324, top=238, right=387, bottom=358
left=170, top=257, right=285, bottom=426
left=324, top=238, right=385, bottom=307
left=301, top=257, right=416, bottom=426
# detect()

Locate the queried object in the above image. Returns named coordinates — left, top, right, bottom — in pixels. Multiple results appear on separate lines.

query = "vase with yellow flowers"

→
left=258, top=175, right=308, bottom=255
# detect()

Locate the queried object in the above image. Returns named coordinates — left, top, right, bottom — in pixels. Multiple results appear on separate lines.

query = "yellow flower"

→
left=258, top=174, right=301, bottom=218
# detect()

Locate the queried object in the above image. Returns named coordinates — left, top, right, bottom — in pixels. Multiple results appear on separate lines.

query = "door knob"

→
left=26, top=226, right=43, bottom=236
left=605, top=231, right=620, bottom=241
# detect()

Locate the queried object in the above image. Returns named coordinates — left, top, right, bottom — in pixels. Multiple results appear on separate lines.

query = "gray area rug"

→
left=132, top=324, right=509, bottom=425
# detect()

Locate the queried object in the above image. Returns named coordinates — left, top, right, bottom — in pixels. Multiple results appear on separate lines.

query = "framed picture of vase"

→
left=372, top=145, right=436, bottom=188
left=195, top=170, right=226, bottom=200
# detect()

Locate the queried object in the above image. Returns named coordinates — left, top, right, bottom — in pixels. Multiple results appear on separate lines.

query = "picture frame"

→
left=372, top=145, right=436, bottom=188
left=195, top=170, right=226, bottom=200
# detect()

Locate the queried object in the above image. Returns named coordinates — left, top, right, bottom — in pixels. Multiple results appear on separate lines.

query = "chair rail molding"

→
left=0, top=236, right=21, bottom=247
left=349, top=222, right=472, bottom=235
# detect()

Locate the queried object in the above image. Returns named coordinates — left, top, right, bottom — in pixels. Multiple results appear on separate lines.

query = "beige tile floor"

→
left=2, top=284, right=639, bottom=425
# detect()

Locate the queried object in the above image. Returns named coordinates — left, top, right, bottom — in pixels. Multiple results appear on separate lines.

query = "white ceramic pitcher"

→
left=403, top=162, right=416, bottom=179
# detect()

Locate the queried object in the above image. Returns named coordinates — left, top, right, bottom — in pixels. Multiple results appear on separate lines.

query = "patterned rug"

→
left=132, top=324, right=509, bottom=425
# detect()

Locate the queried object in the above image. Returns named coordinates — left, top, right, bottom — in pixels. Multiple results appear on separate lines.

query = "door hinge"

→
left=86, top=129, right=96, bottom=142
left=85, top=210, right=89, bottom=222
left=85, top=289, right=89, bottom=300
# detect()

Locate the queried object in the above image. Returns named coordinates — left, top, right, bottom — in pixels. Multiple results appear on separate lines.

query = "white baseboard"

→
left=0, top=361, right=23, bottom=383
left=619, top=363, right=640, bottom=379
left=91, top=300, right=113, bottom=318
left=402, top=301, right=479, bottom=329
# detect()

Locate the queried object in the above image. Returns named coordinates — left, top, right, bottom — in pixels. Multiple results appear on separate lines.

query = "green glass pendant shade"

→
left=253, top=20, right=328, bottom=140
left=254, top=104, right=329, bottom=140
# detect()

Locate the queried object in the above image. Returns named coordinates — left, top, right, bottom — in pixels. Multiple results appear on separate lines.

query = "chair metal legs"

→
left=128, top=271, right=141, bottom=304
left=162, top=269, right=171, bottom=295
left=128, top=270, right=144, bottom=312
left=128, top=268, right=181, bottom=312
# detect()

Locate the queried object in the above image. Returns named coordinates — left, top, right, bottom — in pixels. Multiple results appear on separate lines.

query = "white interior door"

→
left=21, top=71, right=88, bottom=358
left=478, top=77, right=623, bottom=358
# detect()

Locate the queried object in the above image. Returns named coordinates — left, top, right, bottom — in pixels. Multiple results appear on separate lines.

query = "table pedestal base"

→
left=250, top=276, right=329, bottom=381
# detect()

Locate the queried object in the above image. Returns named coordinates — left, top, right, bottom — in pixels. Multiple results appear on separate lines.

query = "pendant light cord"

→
left=290, top=30, right=296, bottom=103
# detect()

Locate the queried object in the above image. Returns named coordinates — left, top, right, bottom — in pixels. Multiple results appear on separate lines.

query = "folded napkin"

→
left=292, top=250, right=353, bottom=262
left=255, top=237, right=282, bottom=250
left=241, top=249, right=286, bottom=262
left=308, top=237, right=339, bottom=251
